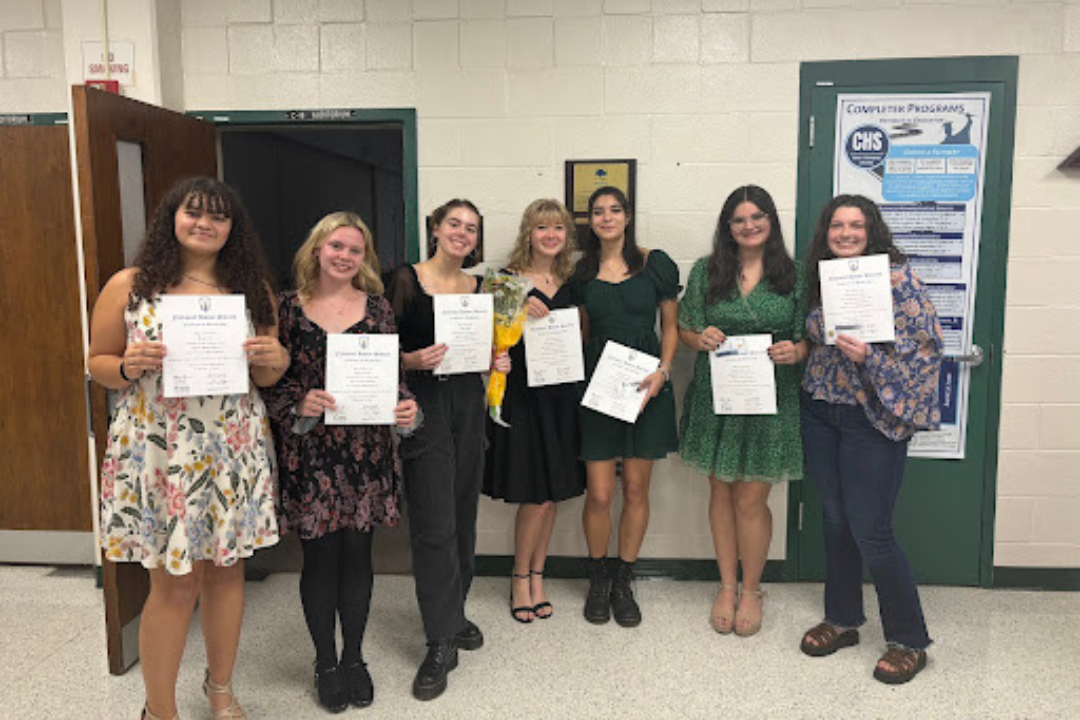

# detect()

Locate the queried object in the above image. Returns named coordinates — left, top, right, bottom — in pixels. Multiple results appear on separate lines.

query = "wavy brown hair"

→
left=805, top=194, right=906, bottom=309
left=129, top=176, right=275, bottom=327
left=506, top=198, right=576, bottom=282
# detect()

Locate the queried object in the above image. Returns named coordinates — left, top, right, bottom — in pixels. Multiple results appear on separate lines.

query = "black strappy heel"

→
left=510, top=572, right=534, bottom=623
left=530, top=569, right=553, bottom=619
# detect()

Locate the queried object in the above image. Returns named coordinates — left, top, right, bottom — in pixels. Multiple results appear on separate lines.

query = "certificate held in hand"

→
left=433, top=293, right=494, bottom=375
left=819, top=254, right=895, bottom=344
left=160, top=294, right=248, bottom=398
left=710, top=334, right=777, bottom=416
left=325, top=333, right=399, bottom=425
left=581, top=341, right=659, bottom=424
left=524, top=308, right=585, bottom=388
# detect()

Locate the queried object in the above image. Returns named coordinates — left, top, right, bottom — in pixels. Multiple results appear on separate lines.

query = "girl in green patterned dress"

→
left=678, top=185, right=806, bottom=637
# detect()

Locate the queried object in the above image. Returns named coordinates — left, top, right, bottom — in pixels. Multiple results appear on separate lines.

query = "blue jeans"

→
left=800, top=393, right=931, bottom=651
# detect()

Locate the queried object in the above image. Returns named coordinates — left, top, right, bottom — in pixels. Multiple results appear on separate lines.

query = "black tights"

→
left=299, top=529, right=374, bottom=669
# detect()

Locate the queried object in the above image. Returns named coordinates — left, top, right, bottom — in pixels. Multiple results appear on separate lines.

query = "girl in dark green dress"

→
left=678, top=185, right=806, bottom=637
left=568, top=186, right=680, bottom=628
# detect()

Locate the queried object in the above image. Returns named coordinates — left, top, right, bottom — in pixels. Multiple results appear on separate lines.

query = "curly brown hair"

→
left=805, top=194, right=906, bottom=309
left=129, top=176, right=275, bottom=327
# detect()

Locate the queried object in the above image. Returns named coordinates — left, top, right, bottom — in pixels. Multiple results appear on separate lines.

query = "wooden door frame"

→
left=788, top=56, right=1018, bottom=588
left=187, top=108, right=421, bottom=262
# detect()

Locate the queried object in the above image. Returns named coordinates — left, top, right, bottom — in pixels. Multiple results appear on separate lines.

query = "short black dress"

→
left=483, top=284, right=586, bottom=504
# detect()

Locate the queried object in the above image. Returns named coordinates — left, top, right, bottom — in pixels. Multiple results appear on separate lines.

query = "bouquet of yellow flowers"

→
left=481, top=269, right=532, bottom=427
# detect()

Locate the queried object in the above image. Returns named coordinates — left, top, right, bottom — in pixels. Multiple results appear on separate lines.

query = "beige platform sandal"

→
left=203, top=668, right=247, bottom=719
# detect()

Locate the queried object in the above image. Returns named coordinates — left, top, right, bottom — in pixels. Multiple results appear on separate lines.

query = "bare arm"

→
left=87, top=268, right=165, bottom=390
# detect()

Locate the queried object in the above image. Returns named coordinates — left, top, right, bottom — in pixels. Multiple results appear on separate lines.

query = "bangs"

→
left=533, top=208, right=568, bottom=228
left=183, top=191, right=232, bottom=218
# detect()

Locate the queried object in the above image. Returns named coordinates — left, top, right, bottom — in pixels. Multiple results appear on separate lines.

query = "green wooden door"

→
left=790, top=58, right=1017, bottom=587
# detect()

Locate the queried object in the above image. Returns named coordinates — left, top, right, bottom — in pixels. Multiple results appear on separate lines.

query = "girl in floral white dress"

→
left=89, top=177, right=287, bottom=720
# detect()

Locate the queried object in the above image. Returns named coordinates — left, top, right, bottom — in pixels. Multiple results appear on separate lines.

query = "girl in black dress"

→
left=263, top=212, right=418, bottom=712
left=483, top=199, right=586, bottom=623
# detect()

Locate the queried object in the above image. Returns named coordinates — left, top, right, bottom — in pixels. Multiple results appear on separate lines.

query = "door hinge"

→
left=798, top=501, right=804, bottom=532
left=808, top=116, right=815, bottom=148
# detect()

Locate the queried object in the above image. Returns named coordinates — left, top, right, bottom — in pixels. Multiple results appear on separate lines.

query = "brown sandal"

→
left=873, top=647, right=927, bottom=685
left=800, top=622, right=860, bottom=657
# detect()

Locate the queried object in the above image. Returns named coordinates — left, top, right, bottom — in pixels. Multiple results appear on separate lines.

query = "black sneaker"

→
left=314, top=662, right=348, bottom=713
left=610, top=559, right=641, bottom=628
left=454, top=619, right=484, bottom=651
left=412, top=640, right=458, bottom=701
left=583, top=556, right=612, bottom=624
left=341, top=660, right=374, bottom=708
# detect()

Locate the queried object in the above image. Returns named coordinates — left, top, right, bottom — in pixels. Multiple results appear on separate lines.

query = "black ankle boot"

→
left=412, top=640, right=459, bottom=701
left=583, top=556, right=612, bottom=624
left=314, top=662, right=348, bottom=713
left=610, top=558, right=641, bottom=627
left=341, top=659, right=374, bottom=708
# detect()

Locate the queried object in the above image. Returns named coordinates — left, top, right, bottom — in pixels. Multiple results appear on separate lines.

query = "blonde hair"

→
left=293, top=211, right=383, bottom=300
left=506, top=198, right=576, bottom=282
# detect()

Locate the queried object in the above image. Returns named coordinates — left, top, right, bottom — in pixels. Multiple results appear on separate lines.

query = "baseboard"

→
left=475, top=555, right=788, bottom=583
left=993, top=567, right=1080, bottom=591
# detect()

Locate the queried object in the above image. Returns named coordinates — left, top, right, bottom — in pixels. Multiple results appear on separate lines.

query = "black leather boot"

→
left=583, top=556, right=612, bottom=624
left=454, top=618, right=484, bottom=651
left=610, top=558, right=642, bottom=628
left=412, top=640, right=459, bottom=701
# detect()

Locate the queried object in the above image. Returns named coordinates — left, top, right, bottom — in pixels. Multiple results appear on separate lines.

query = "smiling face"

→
left=589, top=193, right=630, bottom=244
left=433, top=206, right=480, bottom=260
left=826, top=205, right=869, bottom=258
left=174, top=193, right=232, bottom=257
left=530, top=214, right=568, bottom=261
left=728, top=201, right=771, bottom=252
left=315, top=225, right=366, bottom=282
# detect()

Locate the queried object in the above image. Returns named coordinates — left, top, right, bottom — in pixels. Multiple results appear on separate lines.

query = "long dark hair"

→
left=129, top=176, right=275, bottom=327
left=805, top=194, right=906, bottom=309
left=428, top=198, right=482, bottom=269
left=706, top=185, right=796, bottom=304
left=570, top=186, right=644, bottom=283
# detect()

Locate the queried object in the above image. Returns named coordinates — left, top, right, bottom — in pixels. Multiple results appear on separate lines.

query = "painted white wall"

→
left=1, top=0, right=1077, bottom=568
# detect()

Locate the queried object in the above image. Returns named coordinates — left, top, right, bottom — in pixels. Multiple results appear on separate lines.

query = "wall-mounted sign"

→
left=564, top=159, right=637, bottom=231
left=82, top=41, right=134, bottom=86
left=834, top=93, right=991, bottom=460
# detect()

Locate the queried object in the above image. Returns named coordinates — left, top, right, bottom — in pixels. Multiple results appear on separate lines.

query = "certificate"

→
left=820, top=254, right=896, bottom=344
left=581, top=341, right=659, bottom=424
left=433, top=293, right=494, bottom=375
left=524, top=308, right=585, bottom=387
left=160, top=295, right=248, bottom=398
left=710, top=334, right=777, bottom=416
left=325, top=334, right=398, bottom=425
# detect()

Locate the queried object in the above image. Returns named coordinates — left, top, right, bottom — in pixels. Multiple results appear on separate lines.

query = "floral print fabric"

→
left=261, top=291, right=407, bottom=540
left=803, top=262, right=943, bottom=441
left=100, top=297, right=280, bottom=575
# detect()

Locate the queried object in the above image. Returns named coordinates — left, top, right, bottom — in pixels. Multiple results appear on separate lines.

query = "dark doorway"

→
left=220, top=124, right=406, bottom=289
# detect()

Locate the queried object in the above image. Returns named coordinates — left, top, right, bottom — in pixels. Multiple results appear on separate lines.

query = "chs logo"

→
left=844, top=125, right=889, bottom=170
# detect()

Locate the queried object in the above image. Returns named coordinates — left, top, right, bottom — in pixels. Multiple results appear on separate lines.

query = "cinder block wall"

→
left=2, top=0, right=1077, bottom=568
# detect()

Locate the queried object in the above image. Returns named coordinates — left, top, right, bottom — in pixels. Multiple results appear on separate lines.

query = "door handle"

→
left=945, top=344, right=983, bottom=367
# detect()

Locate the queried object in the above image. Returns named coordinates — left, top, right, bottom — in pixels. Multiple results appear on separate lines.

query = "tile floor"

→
left=1, top=565, right=1078, bottom=719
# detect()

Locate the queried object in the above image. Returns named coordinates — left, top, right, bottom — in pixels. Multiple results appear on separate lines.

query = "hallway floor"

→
left=2, top=564, right=1077, bottom=718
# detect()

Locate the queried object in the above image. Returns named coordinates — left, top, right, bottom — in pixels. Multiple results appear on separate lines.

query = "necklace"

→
left=183, top=274, right=224, bottom=291
left=318, top=291, right=359, bottom=315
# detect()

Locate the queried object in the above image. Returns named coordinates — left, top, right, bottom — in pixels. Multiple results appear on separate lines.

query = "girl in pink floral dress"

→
left=89, top=177, right=286, bottom=720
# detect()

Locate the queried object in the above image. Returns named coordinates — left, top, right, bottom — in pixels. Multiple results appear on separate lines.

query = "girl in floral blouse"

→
left=263, top=212, right=417, bottom=712
left=798, top=195, right=943, bottom=686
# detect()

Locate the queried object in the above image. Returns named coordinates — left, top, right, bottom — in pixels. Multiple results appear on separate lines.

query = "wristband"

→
left=118, top=359, right=134, bottom=383
left=659, top=365, right=671, bottom=382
